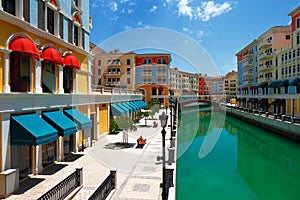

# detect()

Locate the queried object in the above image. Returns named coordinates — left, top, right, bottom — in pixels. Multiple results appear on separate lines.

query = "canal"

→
left=176, top=107, right=300, bottom=200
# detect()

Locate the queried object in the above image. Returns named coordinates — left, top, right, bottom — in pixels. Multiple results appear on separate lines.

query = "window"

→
left=59, top=13, right=64, bottom=39
left=47, top=8, right=54, bottom=34
left=42, top=62, right=56, bottom=93
left=148, top=59, right=152, bottom=64
left=23, top=0, right=30, bottom=22
left=286, top=35, right=291, bottom=40
left=98, top=69, right=101, bottom=75
left=97, top=60, right=101, bottom=66
left=10, top=53, right=31, bottom=92
left=297, top=17, right=300, bottom=29
left=98, top=78, right=101, bottom=85
left=74, top=26, right=79, bottom=46
left=2, top=0, right=15, bottom=15
left=297, top=33, right=300, bottom=45
left=127, top=68, right=130, bottom=74
left=74, top=0, right=79, bottom=6
left=63, top=67, right=73, bottom=93
left=127, top=78, right=130, bottom=84
left=82, top=30, right=85, bottom=49
left=38, top=0, right=45, bottom=30
left=127, top=59, right=130, bottom=65
left=68, top=19, right=73, bottom=43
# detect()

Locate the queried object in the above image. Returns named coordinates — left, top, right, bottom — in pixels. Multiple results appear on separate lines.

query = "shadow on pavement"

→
left=41, top=163, right=67, bottom=175
left=15, top=177, right=45, bottom=194
left=63, top=154, right=83, bottom=162
left=104, top=142, right=135, bottom=150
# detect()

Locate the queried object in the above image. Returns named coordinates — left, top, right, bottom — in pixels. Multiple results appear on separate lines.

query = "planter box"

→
left=0, top=169, right=19, bottom=198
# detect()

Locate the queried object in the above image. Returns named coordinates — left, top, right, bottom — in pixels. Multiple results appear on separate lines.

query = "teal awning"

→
left=135, top=101, right=144, bottom=109
left=131, top=101, right=142, bottom=110
left=111, top=103, right=125, bottom=116
left=248, top=98, right=258, bottom=103
left=268, top=80, right=281, bottom=88
left=123, top=102, right=135, bottom=112
left=128, top=101, right=138, bottom=111
left=136, top=100, right=147, bottom=108
left=258, top=82, right=268, bottom=88
left=277, top=80, right=289, bottom=87
left=64, top=109, right=92, bottom=130
left=42, top=111, right=78, bottom=137
left=117, top=103, right=129, bottom=114
left=121, top=102, right=134, bottom=113
left=288, top=78, right=300, bottom=86
left=11, top=114, right=58, bottom=146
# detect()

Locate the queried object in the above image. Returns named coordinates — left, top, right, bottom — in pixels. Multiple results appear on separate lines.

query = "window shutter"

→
left=38, top=0, right=45, bottom=30
left=23, top=0, right=30, bottom=22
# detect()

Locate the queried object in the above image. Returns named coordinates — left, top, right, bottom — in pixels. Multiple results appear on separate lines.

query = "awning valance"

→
left=63, top=53, right=80, bottom=69
left=258, top=82, right=268, bottom=88
left=127, top=102, right=138, bottom=111
left=11, top=114, right=58, bottom=146
left=41, top=47, right=63, bottom=65
left=64, top=109, right=92, bottom=130
left=9, top=37, right=40, bottom=59
left=42, top=111, right=78, bottom=137
left=248, top=98, right=258, bottom=103
left=111, top=103, right=126, bottom=116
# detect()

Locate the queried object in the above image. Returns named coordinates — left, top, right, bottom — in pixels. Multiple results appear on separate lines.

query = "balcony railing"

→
left=258, top=40, right=272, bottom=49
left=258, top=52, right=273, bottom=60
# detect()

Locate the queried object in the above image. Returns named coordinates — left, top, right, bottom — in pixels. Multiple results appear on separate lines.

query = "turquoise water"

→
left=176, top=108, right=300, bottom=200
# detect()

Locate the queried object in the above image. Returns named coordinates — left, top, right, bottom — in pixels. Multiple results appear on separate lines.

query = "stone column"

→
left=32, top=146, right=40, bottom=175
left=58, top=65, right=64, bottom=94
left=16, top=0, right=23, bottom=20
left=35, top=59, right=43, bottom=93
left=4, top=52, right=11, bottom=93
left=0, top=113, right=11, bottom=171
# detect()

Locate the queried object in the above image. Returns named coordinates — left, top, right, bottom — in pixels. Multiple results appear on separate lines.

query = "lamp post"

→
left=159, top=112, right=168, bottom=200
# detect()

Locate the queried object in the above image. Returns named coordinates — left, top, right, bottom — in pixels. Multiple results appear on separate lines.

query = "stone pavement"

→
left=5, top=109, right=173, bottom=200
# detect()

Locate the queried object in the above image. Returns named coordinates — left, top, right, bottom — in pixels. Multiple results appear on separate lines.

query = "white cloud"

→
left=110, top=16, right=119, bottom=21
left=178, top=0, right=193, bottom=19
left=149, top=5, right=158, bottom=13
left=125, top=25, right=132, bottom=30
left=182, top=27, right=189, bottom=32
left=128, top=9, right=133, bottom=14
left=196, top=30, right=204, bottom=38
left=120, top=0, right=130, bottom=3
left=195, top=1, right=232, bottom=21
left=137, top=21, right=143, bottom=26
left=177, top=1, right=232, bottom=21
left=110, top=2, right=118, bottom=12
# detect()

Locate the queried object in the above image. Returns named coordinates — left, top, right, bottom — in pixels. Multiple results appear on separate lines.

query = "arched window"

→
left=152, top=87, right=157, bottom=95
left=158, top=87, right=163, bottom=95
left=8, top=35, right=40, bottom=92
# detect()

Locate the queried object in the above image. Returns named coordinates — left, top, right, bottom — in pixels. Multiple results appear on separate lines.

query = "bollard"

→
left=170, top=136, right=176, bottom=148
left=167, top=147, right=175, bottom=165
left=76, top=167, right=83, bottom=186
left=110, top=170, right=117, bottom=189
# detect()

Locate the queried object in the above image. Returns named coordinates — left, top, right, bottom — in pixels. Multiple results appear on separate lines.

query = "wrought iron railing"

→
left=88, top=170, right=117, bottom=200
left=37, top=167, right=82, bottom=200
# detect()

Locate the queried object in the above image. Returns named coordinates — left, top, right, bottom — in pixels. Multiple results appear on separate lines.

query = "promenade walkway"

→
left=6, top=109, right=172, bottom=200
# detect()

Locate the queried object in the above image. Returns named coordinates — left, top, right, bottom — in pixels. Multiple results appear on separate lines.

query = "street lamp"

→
left=159, top=112, right=168, bottom=200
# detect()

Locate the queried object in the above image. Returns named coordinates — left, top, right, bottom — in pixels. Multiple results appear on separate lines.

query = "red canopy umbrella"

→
left=41, top=47, right=63, bottom=65
left=63, top=53, right=80, bottom=69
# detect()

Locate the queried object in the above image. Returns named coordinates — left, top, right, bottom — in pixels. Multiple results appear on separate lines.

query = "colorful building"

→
left=0, top=1, right=143, bottom=197
left=236, top=5, right=300, bottom=116
left=223, top=70, right=238, bottom=102
left=135, top=53, right=171, bottom=107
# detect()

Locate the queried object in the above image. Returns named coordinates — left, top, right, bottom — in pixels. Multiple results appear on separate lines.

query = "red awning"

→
left=9, top=37, right=40, bottom=59
left=158, top=87, right=163, bottom=91
left=63, top=54, right=80, bottom=69
left=152, top=87, right=157, bottom=90
left=41, top=47, right=63, bottom=65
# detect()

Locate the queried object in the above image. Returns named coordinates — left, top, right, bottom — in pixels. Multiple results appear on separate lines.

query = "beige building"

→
left=90, top=48, right=136, bottom=90
left=223, top=70, right=238, bottom=102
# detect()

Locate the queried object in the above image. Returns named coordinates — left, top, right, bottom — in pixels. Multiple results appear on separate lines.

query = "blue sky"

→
left=90, top=0, right=299, bottom=75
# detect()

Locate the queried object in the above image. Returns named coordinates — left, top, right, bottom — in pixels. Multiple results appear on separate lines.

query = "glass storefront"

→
left=42, top=141, right=56, bottom=167
left=63, top=135, right=74, bottom=156
left=11, top=145, right=31, bottom=180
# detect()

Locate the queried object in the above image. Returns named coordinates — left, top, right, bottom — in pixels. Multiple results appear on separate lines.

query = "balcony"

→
left=258, top=64, right=273, bottom=72
left=259, top=77, right=273, bottom=82
left=258, top=40, right=272, bottom=49
left=258, top=52, right=273, bottom=60
left=242, top=52, right=254, bottom=59
left=243, top=60, right=253, bottom=67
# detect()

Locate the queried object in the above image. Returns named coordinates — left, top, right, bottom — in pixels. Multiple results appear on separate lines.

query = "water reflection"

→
left=176, top=109, right=300, bottom=200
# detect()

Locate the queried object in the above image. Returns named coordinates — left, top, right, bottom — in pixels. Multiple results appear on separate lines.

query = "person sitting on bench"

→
left=137, top=136, right=147, bottom=148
